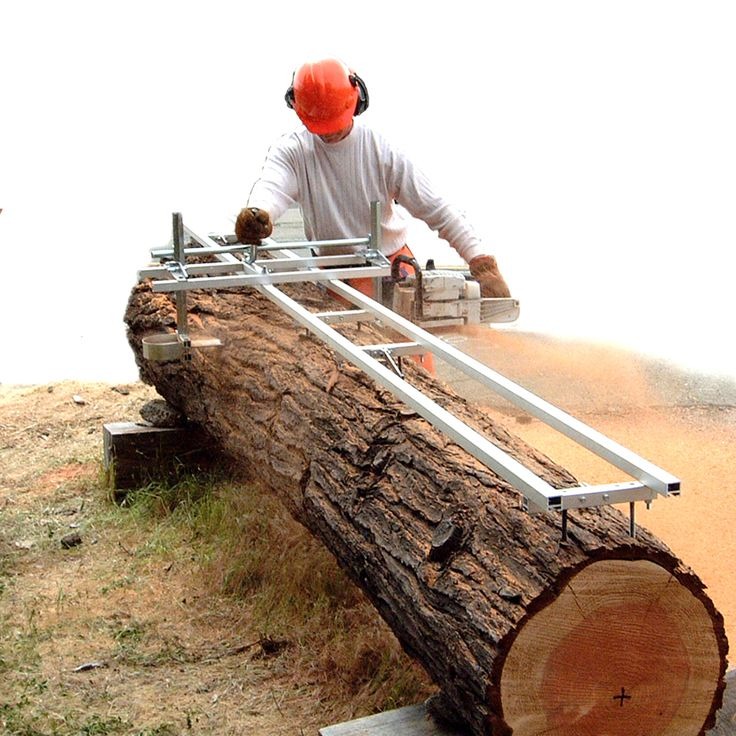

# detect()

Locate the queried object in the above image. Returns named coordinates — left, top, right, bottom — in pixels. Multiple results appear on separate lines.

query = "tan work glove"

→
left=235, top=207, right=273, bottom=244
left=468, top=255, right=511, bottom=298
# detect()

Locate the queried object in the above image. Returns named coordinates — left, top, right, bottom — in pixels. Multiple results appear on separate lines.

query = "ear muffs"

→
left=284, top=73, right=296, bottom=109
left=284, top=71, right=370, bottom=116
left=349, top=72, right=369, bottom=116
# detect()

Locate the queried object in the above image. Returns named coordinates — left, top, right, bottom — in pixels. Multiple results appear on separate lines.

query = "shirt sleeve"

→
left=385, top=142, right=488, bottom=264
left=247, top=137, right=300, bottom=222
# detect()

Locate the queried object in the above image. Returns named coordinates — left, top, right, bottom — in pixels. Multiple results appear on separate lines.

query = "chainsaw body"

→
left=391, top=257, right=520, bottom=329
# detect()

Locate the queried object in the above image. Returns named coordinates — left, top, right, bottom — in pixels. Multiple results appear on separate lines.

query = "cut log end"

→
left=498, top=559, right=725, bottom=735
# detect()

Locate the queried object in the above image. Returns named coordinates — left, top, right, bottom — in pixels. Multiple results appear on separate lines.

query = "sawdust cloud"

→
left=440, top=324, right=736, bottom=655
left=440, top=324, right=661, bottom=412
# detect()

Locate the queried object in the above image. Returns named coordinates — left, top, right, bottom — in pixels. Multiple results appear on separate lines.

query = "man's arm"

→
left=238, top=134, right=301, bottom=241
left=387, top=146, right=511, bottom=297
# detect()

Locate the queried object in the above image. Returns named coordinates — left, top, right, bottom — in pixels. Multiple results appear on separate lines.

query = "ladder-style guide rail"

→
left=138, top=210, right=680, bottom=535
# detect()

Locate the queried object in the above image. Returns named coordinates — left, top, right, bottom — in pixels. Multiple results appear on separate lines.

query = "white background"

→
left=2, top=0, right=734, bottom=383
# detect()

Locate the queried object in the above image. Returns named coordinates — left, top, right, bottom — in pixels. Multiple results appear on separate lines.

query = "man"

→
left=236, top=57, right=510, bottom=300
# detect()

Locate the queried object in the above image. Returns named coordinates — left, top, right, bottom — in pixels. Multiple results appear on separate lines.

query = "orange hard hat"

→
left=284, top=58, right=369, bottom=135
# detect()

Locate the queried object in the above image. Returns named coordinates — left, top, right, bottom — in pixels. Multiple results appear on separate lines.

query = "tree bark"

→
left=125, top=280, right=728, bottom=736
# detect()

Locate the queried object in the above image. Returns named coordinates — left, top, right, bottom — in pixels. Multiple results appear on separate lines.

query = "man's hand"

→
left=235, top=207, right=273, bottom=244
left=468, top=255, right=511, bottom=298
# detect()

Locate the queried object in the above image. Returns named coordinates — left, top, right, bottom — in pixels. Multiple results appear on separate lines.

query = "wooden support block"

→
left=103, top=421, right=220, bottom=497
left=319, top=704, right=467, bottom=736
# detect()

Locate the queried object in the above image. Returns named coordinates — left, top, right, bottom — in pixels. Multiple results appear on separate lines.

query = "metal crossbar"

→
left=138, top=211, right=680, bottom=529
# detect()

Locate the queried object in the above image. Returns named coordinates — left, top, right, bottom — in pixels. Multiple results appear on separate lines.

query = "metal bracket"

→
left=164, top=261, right=189, bottom=281
left=364, top=348, right=404, bottom=379
left=141, top=212, right=221, bottom=362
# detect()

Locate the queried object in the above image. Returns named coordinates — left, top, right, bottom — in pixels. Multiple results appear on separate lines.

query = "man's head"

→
left=284, top=57, right=369, bottom=135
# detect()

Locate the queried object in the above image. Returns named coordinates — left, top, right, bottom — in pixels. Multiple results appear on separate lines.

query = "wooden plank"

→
left=319, top=673, right=735, bottom=736
left=319, top=704, right=467, bottom=736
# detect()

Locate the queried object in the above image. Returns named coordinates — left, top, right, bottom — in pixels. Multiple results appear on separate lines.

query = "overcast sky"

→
left=2, top=1, right=735, bottom=383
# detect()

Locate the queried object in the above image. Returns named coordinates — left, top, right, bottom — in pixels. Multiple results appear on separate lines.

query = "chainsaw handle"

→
left=391, top=254, right=424, bottom=321
left=390, top=254, right=421, bottom=283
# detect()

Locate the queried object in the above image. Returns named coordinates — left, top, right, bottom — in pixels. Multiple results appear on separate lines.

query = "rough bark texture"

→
left=125, top=281, right=728, bottom=735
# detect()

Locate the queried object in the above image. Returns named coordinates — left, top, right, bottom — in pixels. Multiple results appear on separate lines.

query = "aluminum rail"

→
left=139, top=254, right=376, bottom=280
left=257, top=279, right=564, bottom=511
left=250, top=270, right=657, bottom=511
left=151, top=236, right=372, bottom=260
left=149, top=264, right=391, bottom=291
left=255, top=239, right=369, bottom=252
left=141, top=220, right=678, bottom=515
left=237, top=243, right=670, bottom=511
left=168, top=234, right=561, bottom=506
left=145, top=205, right=389, bottom=291
left=262, top=241, right=678, bottom=500
left=323, top=279, right=680, bottom=498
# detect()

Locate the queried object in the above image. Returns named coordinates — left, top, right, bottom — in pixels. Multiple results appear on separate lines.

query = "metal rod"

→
left=150, top=264, right=392, bottom=292
left=255, top=237, right=370, bottom=252
left=140, top=254, right=372, bottom=281
left=139, top=262, right=242, bottom=279
left=629, top=501, right=636, bottom=537
left=172, top=213, right=190, bottom=346
left=254, top=254, right=371, bottom=271
left=152, top=235, right=371, bottom=260
left=370, top=201, right=383, bottom=304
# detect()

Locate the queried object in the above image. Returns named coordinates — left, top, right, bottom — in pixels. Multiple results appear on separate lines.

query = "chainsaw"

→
left=390, top=255, right=520, bottom=329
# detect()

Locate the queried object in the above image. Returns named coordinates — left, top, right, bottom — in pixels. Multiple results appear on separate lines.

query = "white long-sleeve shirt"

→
left=247, top=120, right=487, bottom=263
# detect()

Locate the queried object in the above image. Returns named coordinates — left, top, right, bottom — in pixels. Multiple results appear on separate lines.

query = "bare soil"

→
left=0, top=381, right=430, bottom=735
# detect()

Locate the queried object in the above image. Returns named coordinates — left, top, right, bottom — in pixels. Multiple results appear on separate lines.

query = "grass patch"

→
left=1, top=442, right=431, bottom=732
left=118, top=474, right=433, bottom=717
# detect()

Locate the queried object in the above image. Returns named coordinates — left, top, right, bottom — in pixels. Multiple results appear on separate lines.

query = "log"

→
left=124, top=280, right=728, bottom=736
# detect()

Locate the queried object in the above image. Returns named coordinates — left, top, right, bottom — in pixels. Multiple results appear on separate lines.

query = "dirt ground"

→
left=1, top=328, right=734, bottom=734
left=0, top=381, right=364, bottom=735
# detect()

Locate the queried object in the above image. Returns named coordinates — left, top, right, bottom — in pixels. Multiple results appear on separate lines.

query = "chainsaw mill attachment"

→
left=137, top=204, right=680, bottom=537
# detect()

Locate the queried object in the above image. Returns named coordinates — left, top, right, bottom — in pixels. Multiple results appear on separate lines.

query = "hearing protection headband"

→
left=284, top=71, right=369, bottom=117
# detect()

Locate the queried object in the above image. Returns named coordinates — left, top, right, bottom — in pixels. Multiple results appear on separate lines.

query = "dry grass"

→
left=0, top=381, right=433, bottom=736
left=198, top=482, right=432, bottom=716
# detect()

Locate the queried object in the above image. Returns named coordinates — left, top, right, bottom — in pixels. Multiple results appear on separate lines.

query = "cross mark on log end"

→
left=613, top=687, right=632, bottom=706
